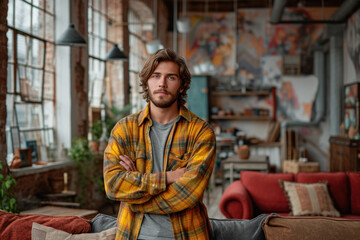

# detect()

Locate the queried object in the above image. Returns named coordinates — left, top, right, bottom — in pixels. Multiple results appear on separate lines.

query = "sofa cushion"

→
left=296, top=172, right=349, bottom=213
left=262, top=215, right=360, bottom=240
left=0, top=210, right=91, bottom=240
left=348, top=172, right=360, bottom=214
left=32, top=222, right=117, bottom=240
left=241, top=171, right=294, bottom=212
left=91, top=214, right=118, bottom=233
left=210, top=214, right=268, bottom=240
left=280, top=181, right=340, bottom=217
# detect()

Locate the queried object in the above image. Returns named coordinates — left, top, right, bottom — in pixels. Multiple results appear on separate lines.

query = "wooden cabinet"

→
left=329, top=136, right=360, bottom=172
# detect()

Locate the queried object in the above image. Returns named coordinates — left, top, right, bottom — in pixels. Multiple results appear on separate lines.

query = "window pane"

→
left=32, top=7, right=45, bottom=38
left=43, top=100, right=54, bottom=127
left=45, top=13, right=54, bottom=41
left=88, top=35, right=94, bottom=56
left=44, top=72, right=54, bottom=100
left=88, top=7, right=93, bottom=33
left=7, top=30, right=13, bottom=62
left=32, top=0, right=44, bottom=9
left=93, top=11, right=100, bottom=36
left=45, top=0, right=54, bottom=13
left=93, top=36, right=100, bottom=58
left=16, top=66, right=24, bottom=93
left=7, top=0, right=14, bottom=26
left=14, top=0, right=31, bottom=33
left=6, top=94, right=15, bottom=127
left=30, top=38, right=45, bottom=68
left=7, top=64, right=15, bottom=92
left=100, top=39, right=106, bottom=59
left=100, top=14, right=106, bottom=38
left=20, top=67, right=43, bottom=102
left=15, top=103, right=43, bottom=129
left=17, top=34, right=27, bottom=65
left=45, top=42, right=54, bottom=71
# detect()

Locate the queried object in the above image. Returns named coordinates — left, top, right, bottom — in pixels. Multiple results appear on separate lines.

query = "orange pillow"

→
left=0, top=210, right=91, bottom=240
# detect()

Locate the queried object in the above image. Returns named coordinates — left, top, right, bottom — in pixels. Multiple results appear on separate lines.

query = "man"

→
left=104, top=48, right=216, bottom=240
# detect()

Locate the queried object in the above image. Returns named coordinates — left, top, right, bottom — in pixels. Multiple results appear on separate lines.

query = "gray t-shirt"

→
left=138, top=117, right=179, bottom=240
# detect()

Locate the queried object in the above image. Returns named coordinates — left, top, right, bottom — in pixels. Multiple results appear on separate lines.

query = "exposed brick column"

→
left=0, top=0, right=9, bottom=174
left=122, top=0, right=130, bottom=105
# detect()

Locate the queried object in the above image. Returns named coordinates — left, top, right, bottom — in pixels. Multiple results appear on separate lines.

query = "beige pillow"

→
left=32, top=222, right=117, bottom=240
left=279, top=180, right=340, bottom=217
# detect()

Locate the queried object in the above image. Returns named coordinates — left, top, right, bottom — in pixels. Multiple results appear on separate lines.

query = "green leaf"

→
left=5, top=180, right=12, bottom=189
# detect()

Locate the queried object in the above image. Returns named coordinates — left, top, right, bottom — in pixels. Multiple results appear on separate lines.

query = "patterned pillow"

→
left=31, top=223, right=117, bottom=240
left=279, top=180, right=340, bottom=217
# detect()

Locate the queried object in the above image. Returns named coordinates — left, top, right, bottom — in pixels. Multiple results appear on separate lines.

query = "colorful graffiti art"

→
left=186, top=13, right=235, bottom=76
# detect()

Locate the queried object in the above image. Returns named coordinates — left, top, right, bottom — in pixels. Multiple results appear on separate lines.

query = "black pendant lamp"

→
left=105, top=44, right=128, bottom=61
left=56, top=24, right=87, bottom=46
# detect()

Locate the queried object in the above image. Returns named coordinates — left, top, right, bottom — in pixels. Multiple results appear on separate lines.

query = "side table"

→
left=221, top=154, right=269, bottom=192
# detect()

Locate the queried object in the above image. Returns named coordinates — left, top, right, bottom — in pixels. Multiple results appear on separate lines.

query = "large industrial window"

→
left=128, top=9, right=148, bottom=113
left=88, top=0, right=125, bottom=128
left=6, top=0, right=56, bottom=164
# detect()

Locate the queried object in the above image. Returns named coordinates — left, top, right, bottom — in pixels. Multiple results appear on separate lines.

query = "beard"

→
left=149, top=88, right=181, bottom=108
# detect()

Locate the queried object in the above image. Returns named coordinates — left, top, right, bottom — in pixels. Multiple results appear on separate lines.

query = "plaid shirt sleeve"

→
left=129, top=126, right=216, bottom=214
left=104, top=121, right=167, bottom=204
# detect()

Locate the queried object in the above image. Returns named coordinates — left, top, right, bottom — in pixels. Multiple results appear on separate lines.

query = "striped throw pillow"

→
left=279, top=181, right=340, bottom=217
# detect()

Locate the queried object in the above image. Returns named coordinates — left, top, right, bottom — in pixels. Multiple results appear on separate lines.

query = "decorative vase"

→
left=238, top=145, right=250, bottom=160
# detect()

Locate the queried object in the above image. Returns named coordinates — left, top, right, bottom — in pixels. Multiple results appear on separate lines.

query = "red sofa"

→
left=219, top=171, right=360, bottom=219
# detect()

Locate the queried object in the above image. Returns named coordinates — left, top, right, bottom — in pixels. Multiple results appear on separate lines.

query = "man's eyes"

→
left=151, top=74, right=178, bottom=80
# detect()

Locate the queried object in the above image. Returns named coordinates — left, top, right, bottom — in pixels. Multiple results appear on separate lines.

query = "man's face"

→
left=147, top=61, right=183, bottom=108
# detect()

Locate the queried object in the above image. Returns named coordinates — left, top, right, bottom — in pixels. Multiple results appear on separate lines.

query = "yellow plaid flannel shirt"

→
left=104, top=104, right=216, bottom=240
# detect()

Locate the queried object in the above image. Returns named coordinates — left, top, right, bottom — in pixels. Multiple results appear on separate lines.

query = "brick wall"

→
left=0, top=0, right=8, bottom=173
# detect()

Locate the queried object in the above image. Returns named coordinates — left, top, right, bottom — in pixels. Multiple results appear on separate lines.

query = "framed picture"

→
left=26, top=140, right=38, bottom=163
left=14, top=148, right=32, bottom=167
left=344, top=108, right=357, bottom=130
left=344, top=82, right=360, bottom=108
left=10, top=126, right=21, bottom=153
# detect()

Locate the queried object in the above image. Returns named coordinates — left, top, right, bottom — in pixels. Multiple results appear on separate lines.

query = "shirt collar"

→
left=138, top=104, right=192, bottom=126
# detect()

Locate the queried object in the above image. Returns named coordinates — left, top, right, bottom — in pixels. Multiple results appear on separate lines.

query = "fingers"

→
left=119, top=155, right=137, bottom=171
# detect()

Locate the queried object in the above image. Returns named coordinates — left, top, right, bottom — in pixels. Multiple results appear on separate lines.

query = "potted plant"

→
left=89, top=120, right=103, bottom=153
left=0, top=164, right=19, bottom=213
left=69, top=137, right=100, bottom=208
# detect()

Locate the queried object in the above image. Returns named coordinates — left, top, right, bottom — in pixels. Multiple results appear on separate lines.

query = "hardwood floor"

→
left=204, top=185, right=226, bottom=219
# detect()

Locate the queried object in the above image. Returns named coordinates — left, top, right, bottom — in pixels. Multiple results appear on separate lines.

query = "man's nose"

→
left=158, top=76, right=167, bottom=88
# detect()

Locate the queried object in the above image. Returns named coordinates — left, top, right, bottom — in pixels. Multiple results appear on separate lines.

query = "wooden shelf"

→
left=211, top=91, right=270, bottom=96
left=211, top=115, right=272, bottom=121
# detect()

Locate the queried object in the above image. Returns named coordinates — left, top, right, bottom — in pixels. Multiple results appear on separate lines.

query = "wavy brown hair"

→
left=139, top=48, right=191, bottom=106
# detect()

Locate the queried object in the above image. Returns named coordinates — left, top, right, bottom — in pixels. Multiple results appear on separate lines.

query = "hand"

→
left=119, top=155, right=137, bottom=172
left=166, top=168, right=186, bottom=184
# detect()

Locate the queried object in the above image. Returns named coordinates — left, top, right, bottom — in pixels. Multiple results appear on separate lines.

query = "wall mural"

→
left=186, top=13, right=236, bottom=76
left=186, top=8, right=336, bottom=121
left=345, top=8, right=360, bottom=83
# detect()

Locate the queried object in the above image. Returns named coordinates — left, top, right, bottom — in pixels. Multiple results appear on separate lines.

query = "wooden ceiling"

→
left=164, top=0, right=346, bottom=13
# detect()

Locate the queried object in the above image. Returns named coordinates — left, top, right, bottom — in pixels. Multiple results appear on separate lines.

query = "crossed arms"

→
left=103, top=123, right=216, bottom=215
